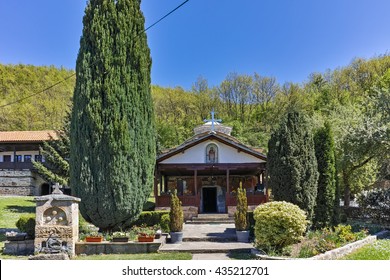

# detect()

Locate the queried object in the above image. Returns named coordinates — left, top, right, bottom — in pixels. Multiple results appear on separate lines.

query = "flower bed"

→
left=254, top=224, right=371, bottom=259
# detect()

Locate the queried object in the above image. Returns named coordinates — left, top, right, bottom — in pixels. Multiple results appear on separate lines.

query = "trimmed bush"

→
left=254, top=201, right=308, bottom=251
left=234, top=185, right=248, bottom=231
left=169, top=190, right=183, bottom=232
left=16, top=214, right=36, bottom=238
left=160, top=214, right=170, bottom=233
left=247, top=211, right=255, bottom=236
left=131, top=211, right=169, bottom=227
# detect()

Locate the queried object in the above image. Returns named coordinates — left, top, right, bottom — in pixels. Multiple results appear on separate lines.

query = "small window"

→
left=24, top=155, right=32, bottom=162
left=14, top=155, right=22, bottom=162
left=205, top=143, right=218, bottom=163
left=3, top=155, right=11, bottom=162
left=34, top=155, right=43, bottom=162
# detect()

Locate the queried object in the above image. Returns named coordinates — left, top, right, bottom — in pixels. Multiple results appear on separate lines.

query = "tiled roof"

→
left=0, top=130, right=59, bottom=143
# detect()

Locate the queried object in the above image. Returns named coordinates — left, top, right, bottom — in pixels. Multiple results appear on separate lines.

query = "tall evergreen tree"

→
left=313, top=122, right=336, bottom=228
left=268, top=110, right=319, bottom=220
left=70, top=0, right=156, bottom=230
left=33, top=113, right=70, bottom=187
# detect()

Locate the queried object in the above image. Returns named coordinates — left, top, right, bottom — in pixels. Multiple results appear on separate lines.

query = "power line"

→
left=0, top=0, right=190, bottom=109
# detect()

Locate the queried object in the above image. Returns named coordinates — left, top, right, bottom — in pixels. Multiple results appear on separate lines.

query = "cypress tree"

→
left=267, top=110, right=318, bottom=221
left=313, top=122, right=336, bottom=229
left=70, top=0, right=156, bottom=230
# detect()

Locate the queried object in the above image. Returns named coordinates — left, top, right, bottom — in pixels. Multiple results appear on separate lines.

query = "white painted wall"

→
left=0, top=150, right=44, bottom=162
left=160, top=140, right=265, bottom=164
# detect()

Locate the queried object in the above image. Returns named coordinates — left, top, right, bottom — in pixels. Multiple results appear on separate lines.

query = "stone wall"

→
left=0, top=170, right=45, bottom=196
left=3, top=240, right=34, bottom=255
left=75, top=241, right=162, bottom=255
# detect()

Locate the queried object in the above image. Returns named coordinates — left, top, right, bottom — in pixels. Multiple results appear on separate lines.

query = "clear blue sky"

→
left=0, top=0, right=389, bottom=90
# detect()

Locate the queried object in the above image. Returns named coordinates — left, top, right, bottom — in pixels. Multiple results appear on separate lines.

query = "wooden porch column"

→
left=153, top=170, right=159, bottom=201
left=226, top=169, right=230, bottom=193
left=194, top=169, right=198, bottom=195
left=225, top=169, right=230, bottom=212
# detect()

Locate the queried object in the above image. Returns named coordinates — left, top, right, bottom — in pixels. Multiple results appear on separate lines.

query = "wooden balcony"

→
left=0, top=162, right=35, bottom=170
left=226, top=192, right=268, bottom=206
left=156, top=193, right=200, bottom=208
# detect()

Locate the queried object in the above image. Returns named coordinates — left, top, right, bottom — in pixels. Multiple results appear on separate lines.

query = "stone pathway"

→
left=159, top=223, right=254, bottom=259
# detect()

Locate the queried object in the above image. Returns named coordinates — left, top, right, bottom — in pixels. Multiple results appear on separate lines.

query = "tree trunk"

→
left=343, top=171, right=351, bottom=207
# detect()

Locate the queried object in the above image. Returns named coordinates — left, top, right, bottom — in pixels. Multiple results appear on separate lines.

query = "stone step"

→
left=183, top=236, right=236, bottom=242
left=159, top=241, right=253, bottom=254
left=187, top=214, right=234, bottom=224
left=195, top=214, right=230, bottom=219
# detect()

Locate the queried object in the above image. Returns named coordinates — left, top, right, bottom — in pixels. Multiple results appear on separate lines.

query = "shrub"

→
left=160, top=214, right=170, bottom=233
left=253, top=201, right=308, bottom=251
left=234, top=185, right=248, bottom=231
left=131, top=211, right=169, bottom=227
left=169, top=190, right=183, bottom=232
left=358, top=188, right=390, bottom=224
left=247, top=211, right=255, bottom=236
left=16, top=214, right=36, bottom=237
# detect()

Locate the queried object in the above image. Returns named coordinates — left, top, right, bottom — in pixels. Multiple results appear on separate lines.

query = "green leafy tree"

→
left=70, top=0, right=156, bottom=230
left=32, top=114, right=70, bottom=187
left=268, top=110, right=319, bottom=220
left=313, top=122, right=336, bottom=228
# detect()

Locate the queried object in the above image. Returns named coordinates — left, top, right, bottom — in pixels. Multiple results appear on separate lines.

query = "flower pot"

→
left=138, top=235, right=155, bottom=242
left=112, top=237, right=129, bottom=242
left=236, top=230, right=250, bottom=243
left=170, top=232, right=183, bottom=244
left=85, top=236, right=103, bottom=242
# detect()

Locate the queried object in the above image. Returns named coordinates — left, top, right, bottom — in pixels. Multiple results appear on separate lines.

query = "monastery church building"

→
left=154, top=112, right=268, bottom=220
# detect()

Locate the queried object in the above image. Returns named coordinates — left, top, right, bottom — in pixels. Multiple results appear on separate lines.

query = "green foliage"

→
left=160, top=214, right=170, bottom=233
left=313, top=122, right=336, bottom=228
left=0, top=64, right=74, bottom=131
left=33, top=113, right=70, bottom=187
left=296, top=225, right=368, bottom=257
left=342, top=240, right=390, bottom=260
left=253, top=201, right=308, bottom=251
left=169, top=190, right=183, bottom=232
left=15, top=214, right=36, bottom=237
left=247, top=211, right=255, bottom=236
left=0, top=197, right=35, bottom=229
left=129, top=211, right=169, bottom=228
left=234, top=185, right=248, bottom=231
left=357, top=187, right=390, bottom=224
left=70, top=0, right=156, bottom=230
left=267, top=110, right=319, bottom=220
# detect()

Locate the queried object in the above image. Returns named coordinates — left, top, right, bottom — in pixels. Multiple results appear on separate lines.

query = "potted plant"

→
left=85, top=231, right=104, bottom=242
left=112, top=231, right=129, bottom=242
left=235, top=183, right=249, bottom=242
left=133, top=225, right=155, bottom=242
left=169, top=190, right=184, bottom=243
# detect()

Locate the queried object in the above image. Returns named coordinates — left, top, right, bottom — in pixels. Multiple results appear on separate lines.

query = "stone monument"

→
left=34, top=183, right=80, bottom=258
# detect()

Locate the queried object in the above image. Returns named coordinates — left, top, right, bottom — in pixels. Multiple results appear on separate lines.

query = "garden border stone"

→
left=253, top=230, right=389, bottom=260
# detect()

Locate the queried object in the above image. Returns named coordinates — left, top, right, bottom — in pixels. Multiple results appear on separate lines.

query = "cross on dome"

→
left=203, top=109, right=222, bottom=132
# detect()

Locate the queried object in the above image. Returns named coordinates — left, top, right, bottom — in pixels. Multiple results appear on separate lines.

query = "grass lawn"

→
left=341, top=239, right=390, bottom=260
left=0, top=196, right=35, bottom=229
